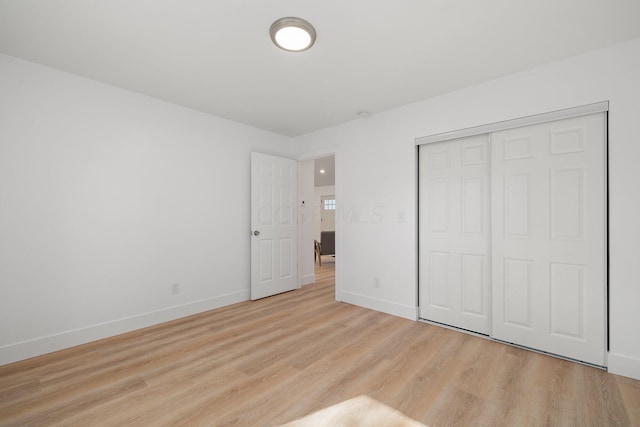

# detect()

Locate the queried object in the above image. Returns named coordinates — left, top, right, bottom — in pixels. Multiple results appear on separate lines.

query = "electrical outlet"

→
left=397, top=211, right=406, bottom=223
left=373, top=278, right=380, bottom=289
left=171, top=283, right=180, bottom=295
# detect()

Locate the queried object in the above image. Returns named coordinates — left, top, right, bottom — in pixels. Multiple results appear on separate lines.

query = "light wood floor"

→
left=1, top=260, right=639, bottom=426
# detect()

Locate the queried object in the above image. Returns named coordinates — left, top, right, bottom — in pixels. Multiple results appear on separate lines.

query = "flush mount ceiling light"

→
left=270, top=17, right=316, bottom=52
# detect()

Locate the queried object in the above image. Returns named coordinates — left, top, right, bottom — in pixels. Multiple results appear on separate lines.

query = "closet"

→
left=418, top=109, right=607, bottom=367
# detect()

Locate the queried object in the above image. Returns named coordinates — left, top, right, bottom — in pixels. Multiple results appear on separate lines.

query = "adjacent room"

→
left=1, top=1, right=640, bottom=425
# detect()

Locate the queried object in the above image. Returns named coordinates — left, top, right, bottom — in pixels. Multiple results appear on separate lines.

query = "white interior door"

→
left=491, top=113, right=606, bottom=366
left=419, top=135, right=492, bottom=335
left=251, top=152, right=298, bottom=300
left=320, top=195, right=335, bottom=232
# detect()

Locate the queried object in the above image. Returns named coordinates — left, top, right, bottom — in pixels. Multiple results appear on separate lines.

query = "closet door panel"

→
left=419, top=135, right=491, bottom=334
left=491, top=113, right=606, bottom=366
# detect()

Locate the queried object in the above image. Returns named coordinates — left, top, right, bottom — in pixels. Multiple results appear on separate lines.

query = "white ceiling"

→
left=315, top=156, right=335, bottom=187
left=1, top=1, right=639, bottom=137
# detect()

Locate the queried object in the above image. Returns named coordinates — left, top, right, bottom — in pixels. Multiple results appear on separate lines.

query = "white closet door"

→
left=491, top=113, right=606, bottom=366
left=419, top=135, right=491, bottom=335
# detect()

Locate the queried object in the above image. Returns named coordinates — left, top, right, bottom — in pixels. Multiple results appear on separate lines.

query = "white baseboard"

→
left=300, top=273, right=315, bottom=286
left=0, top=290, right=249, bottom=367
left=339, top=291, right=417, bottom=321
left=608, top=352, right=640, bottom=380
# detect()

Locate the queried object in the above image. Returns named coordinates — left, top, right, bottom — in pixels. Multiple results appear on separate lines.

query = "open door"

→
left=251, top=152, right=298, bottom=300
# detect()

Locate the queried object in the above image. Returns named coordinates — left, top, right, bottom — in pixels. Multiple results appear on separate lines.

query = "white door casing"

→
left=251, top=153, right=298, bottom=300
left=419, top=135, right=492, bottom=335
left=491, top=113, right=606, bottom=366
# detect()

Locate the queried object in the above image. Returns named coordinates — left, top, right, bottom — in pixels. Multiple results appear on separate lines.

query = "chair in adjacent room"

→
left=314, top=231, right=335, bottom=266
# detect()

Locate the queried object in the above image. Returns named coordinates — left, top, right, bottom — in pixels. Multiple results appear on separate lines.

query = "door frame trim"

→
left=415, top=101, right=609, bottom=146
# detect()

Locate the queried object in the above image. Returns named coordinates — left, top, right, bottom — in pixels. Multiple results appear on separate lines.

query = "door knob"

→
left=253, top=230, right=261, bottom=236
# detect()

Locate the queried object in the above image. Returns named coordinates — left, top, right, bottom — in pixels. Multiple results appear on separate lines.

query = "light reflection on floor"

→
left=280, top=395, right=427, bottom=427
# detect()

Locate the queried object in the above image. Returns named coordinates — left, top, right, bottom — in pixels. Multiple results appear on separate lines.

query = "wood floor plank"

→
left=1, top=260, right=639, bottom=426
left=617, top=374, right=640, bottom=426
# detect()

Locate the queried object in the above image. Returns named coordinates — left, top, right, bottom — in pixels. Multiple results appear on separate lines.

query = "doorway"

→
left=297, top=151, right=339, bottom=299
left=314, top=156, right=335, bottom=267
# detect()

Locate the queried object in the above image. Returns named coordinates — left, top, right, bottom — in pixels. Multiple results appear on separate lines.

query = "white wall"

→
left=314, top=185, right=335, bottom=241
left=294, top=38, right=640, bottom=380
left=0, top=54, right=292, bottom=365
